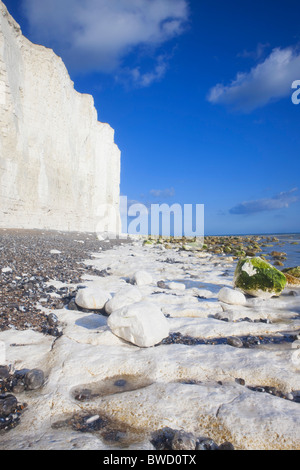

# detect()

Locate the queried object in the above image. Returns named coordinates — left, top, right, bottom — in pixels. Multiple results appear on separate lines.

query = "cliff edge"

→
left=0, top=1, right=121, bottom=233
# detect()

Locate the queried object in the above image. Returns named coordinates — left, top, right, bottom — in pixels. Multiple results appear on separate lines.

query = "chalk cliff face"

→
left=0, top=1, right=121, bottom=233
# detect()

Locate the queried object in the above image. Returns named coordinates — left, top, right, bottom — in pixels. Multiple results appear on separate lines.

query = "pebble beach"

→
left=0, top=229, right=300, bottom=450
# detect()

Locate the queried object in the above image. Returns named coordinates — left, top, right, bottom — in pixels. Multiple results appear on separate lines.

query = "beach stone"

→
left=11, top=379, right=25, bottom=394
left=167, top=282, right=186, bottom=291
left=47, top=313, right=58, bottom=327
left=282, top=267, right=300, bottom=286
left=172, top=430, right=197, bottom=450
left=196, top=437, right=219, bottom=450
left=227, top=336, right=244, bottom=348
left=24, top=369, right=45, bottom=390
left=282, top=266, right=300, bottom=278
left=151, top=427, right=176, bottom=450
left=68, top=299, right=79, bottom=311
left=218, top=442, right=235, bottom=450
left=157, top=280, right=167, bottom=289
left=131, top=271, right=153, bottom=286
left=75, top=287, right=112, bottom=310
left=234, top=257, right=287, bottom=299
left=218, top=287, right=247, bottom=305
left=1, top=267, right=12, bottom=273
left=282, top=273, right=300, bottom=286
left=0, top=394, right=17, bottom=416
left=0, top=366, right=10, bottom=380
left=107, top=301, right=170, bottom=347
left=105, top=286, right=143, bottom=315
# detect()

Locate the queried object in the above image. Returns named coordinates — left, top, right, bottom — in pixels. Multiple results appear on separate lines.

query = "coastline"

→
left=0, top=229, right=300, bottom=450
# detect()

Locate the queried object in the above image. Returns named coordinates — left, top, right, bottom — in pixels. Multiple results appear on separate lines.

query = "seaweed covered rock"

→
left=282, top=266, right=300, bottom=278
left=233, top=257, right=287, bottom=299
left=282, top=267, right=300, bottom=286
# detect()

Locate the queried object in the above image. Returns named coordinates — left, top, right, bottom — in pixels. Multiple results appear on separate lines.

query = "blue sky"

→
left=3, top=0, right=300, bottom=235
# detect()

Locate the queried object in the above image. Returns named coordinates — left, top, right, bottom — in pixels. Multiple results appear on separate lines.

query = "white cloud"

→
left=229, top=188, right=299, bottom=215
left=150, top=187, right=175, bottom=198
left=208, top=46, right=300, bottom=112
left=22, top=0, right=189, bottom=83
left=129, top=55, right=169, bottom=87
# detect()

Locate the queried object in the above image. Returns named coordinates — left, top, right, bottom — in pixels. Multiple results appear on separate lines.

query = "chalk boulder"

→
left=107, top=301, right=170, bottom=347
left=218, top=287, right=247, bottom=306
left=131, top=271, right=153, bottom=286
left=167, top=282, right=186, bottom=291
left=104, top=286, right=143, bottom=315
left=75, top=287, right=111, bottom=310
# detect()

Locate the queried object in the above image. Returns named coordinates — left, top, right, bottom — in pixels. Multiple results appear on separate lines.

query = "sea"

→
left=253, top=233, right=300, bottom=269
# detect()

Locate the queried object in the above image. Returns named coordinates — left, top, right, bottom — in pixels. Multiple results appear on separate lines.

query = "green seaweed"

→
left=282, top=266, right=300, bottom=279
left=234, top=257, right=287, bottom=295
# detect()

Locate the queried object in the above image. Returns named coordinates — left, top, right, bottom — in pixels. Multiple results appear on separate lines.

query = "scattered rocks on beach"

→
left=0, top=230, right=300, bottom=450
left=0, top=230, right=128, bottom=335
left=0, top=365, right=45, bottom=432
left=150, top=427, right=234, bottom=451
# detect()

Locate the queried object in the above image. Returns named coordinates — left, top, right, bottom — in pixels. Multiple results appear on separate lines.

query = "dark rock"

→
left=0, top=366, right=10, bottom=380
left=24, top=369, right=45, bottom=390
left=0, top=394, right=18, bottom=416
left=53, top=300, right=65, bottom=310
left=227, top=336, right=244, bottom=348
left=71, top=413, right=108, bottom=433
left=68, top=299, right=79, bottom=311
left=151, top=427, right=176, bottom=450
left=114, top=379, right=127, bottom=387
left=196, top=437, right=219, bottom=450
left=218, top=442, right=235, bottom=450
left=244, top=336, right=261, bottom=347
left=157, top=281, right=167, bottom=289
left=47, top=313, right=58, bottom=326
left=11, top=380, right=25, bottom=394
left=74, top=388, right=92, bottom=402
left=235, top=377, right=245, bottom=386
left=45, top=327, right=62, bottom=338
left=13, top=369, right=30, bottom=379
left=172, top=430, right=197, bottom=450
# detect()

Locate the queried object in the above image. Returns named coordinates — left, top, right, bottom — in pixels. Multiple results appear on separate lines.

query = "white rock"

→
left=85, top=415, right=100, bottom=425
left=197, top=289, right=216, bottom=299
left=1, top=267, right=12, bottom=273
left=218, top=287, right=247, bottom=306
left=107, top=301, right=170, bottom=347
left=167, top=282, right=186, bottom=291
left=131, top=271, right=153, bottom=286
left=75, top=287, right=111, bottom=310
left=104, top=286, right=143, bottom=315
left=246, top=297, right=265, bottom=307
left=50, top=250, right=61, bottom=254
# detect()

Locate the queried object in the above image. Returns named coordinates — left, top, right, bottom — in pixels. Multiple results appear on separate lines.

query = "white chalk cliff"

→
left=0, top=1, right=121, bottom=233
